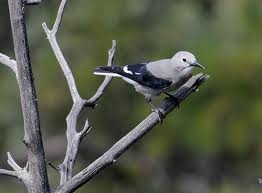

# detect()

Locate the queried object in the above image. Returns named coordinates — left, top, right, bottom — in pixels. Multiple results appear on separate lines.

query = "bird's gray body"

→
left=123, top=59, right=193, bottom=100
left=94, top=51, right=204, bottom=101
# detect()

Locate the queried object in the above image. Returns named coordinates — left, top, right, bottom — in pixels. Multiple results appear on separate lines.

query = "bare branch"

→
left=44, top=20, right=87, bottom=182
left=80, top=119, right=92, bottom=141
left=42, top=0, right=79, bottom=103
left=56, top=73, right=209, bottom=193
left=52, top=0, right=68, bottom=35
left=0, top=53, right=17, bottom=75
left=42, top=22, right=80, bottom=102
left=85, top=40, right=116, bottom=107
left=59, top=100, right=85, bottom=184
left=42, top=0, right=116, bottom=185
left=0, top=169, right=18, bottom=178
left=23, top=0, right=41, bottom=5
left=0, top=152, right=30, bottom=186
left=7, top=152, right=22, bottom=171
left=59, top=41, right=116, bottom=184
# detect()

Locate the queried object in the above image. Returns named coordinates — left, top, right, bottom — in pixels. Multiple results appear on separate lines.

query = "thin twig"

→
left=7, top=152, right=22, bottom=171
left=0, top=169, right=17, bottom=178
left=85, top=40, right=116, bottom=107
left=80, top=119, right=92, bottom=141
left=42, top=0, right=79, bottom=102
left=52, top=0, right=68, bottom=35
left=23, top=0, right=41, bottom=5
left=42, top=22, right=80, bottom=102
left=0, top=53, right=17, bottom=75
left=56, top=73, right=209, bottom=193
left=0, top=152, right=29, bottom=184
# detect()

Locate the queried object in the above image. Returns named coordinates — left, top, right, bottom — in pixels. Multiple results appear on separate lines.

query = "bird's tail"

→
left=94, top=66, right=123, bottom=77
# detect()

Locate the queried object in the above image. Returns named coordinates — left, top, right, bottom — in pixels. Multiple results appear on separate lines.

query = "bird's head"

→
left=171, top=51, right=205, bottom=72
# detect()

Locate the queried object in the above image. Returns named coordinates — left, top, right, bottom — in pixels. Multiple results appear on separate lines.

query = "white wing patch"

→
left=123, top=66, right=133, bottom=74
left=94, top=72, right=122, bottom=77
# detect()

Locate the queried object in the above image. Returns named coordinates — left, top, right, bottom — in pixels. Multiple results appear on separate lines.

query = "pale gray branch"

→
left=42, top=0, right=116, bottom=186
left=52, top=0, right=68, bottom=35
left=42, top=0, right=83, bottom=184
left=0, top=152, right=30, bottom=185
left=0, top=168, right=17, bottom=178
left=59, top=40, right=117, bottom=185
left=42, top=22, right=80, bottom=102
left=23, top=0, right=41, bottom=5
left=7, top=152, right=22, bottom=171
left=42, top=0, right=78, bottom=103
left=56, top=73, right=209, bottom=193
left=80, top=119, right=92, bottom=141
left=0, top=53, right=17, bottom=75
left=60, top=100, right=85, bottom=184
left=6, top=152, right=29, bottom=183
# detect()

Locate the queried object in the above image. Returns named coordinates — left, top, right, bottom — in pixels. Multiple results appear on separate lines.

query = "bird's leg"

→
left=146, top=97, right=165, bottom=123
left=164, top=92, right=180, bottom=108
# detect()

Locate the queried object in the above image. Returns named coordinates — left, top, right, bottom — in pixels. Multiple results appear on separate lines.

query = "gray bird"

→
left=94, top=51, right=205, bottom=119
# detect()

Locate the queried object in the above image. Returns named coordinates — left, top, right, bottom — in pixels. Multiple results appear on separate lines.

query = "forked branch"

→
left=42, top=0, right=115, bottom=185
left=0, top=152, right=29, bottom=186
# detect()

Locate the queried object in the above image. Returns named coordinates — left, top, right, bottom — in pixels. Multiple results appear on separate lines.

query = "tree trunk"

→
left=8, top=0, right=50, bottom=192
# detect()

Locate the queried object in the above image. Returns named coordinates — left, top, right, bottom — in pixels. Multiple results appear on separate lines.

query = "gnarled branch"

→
left=42, top=0, right=116, bottom=185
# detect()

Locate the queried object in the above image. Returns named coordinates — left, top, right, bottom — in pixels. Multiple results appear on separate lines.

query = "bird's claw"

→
left=151, top=108, right=165, bottom=123
left=164, top=93, right=180, bottom=108
left=170, top=97, right=180, bottom=108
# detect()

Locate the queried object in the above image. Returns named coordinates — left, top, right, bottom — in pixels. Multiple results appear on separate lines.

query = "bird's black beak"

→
left=190, top=61, right=205, bottom=69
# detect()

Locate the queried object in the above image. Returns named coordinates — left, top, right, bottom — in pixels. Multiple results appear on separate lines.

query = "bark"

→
left=8, top=0, right=50, bottom=192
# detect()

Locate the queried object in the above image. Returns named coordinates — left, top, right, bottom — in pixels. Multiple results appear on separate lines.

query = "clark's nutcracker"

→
left=94, top=51, right=205, bottom=119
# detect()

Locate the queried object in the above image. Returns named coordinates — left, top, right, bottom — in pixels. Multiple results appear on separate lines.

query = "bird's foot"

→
left=164, top=92, right=180, bottom=108
left=151, top=107, right=165, bottom=123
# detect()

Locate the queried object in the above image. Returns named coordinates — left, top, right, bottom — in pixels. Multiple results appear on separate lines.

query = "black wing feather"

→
left=95, top=63, right=172, bottom=89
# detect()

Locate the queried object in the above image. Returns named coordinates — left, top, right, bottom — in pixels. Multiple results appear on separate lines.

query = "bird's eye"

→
left=183, top=58, right=186, bottom=62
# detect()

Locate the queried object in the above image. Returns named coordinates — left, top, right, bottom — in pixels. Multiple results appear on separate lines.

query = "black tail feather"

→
left=94, top=66, right=122, bottom=74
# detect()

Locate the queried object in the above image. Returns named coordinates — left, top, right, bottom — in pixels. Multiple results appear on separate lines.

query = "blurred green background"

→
left=0, top=0, right=262, bottom=192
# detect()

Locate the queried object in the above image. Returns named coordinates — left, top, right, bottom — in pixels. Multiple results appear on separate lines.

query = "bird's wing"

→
left=120, top=63, right=172, bottom=89
left=94, top=63, right=172, bottom=89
